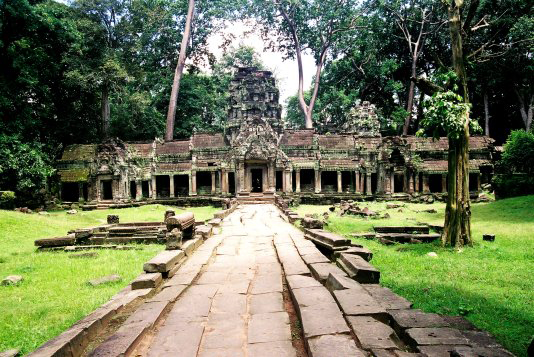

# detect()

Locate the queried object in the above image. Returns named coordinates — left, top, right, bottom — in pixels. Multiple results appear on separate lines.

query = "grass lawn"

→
left=295, top=196, right=534, bottom=356
left=0, top=204, right=219, bottom=355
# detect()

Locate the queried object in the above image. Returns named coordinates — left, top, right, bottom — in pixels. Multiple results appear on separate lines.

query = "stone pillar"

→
left=190, top=171, right=197, bottom=196
left=442, top=174, right=447, bottom=193
left=355, top=171, right=360, bottom=193
left=268, top=163, right=275, bottom=191
left=476, top=173, right=481, bottom=192
left=295, top=169, right=301, bottom=193
left=285, top=170, right=293, bottom=193
left=337, top=171, right=342, bottom=193
left=211, top=171, right=216, bottom=194
left=422, top=173, right=430, bottom=193
left=408, top=173, right=414, bottom=194
left=390, top=172, right=395, bottom=194
left=314, top=169, right=321, bottom=193
left=78, top=182, right=84, bottom=202
left=221, top=169, right=227, bottom=194
left=239, top=163, right=245, bottom=193
left=151, top=176, right=157, bottom=199
left=366, top=173, right=372, bottom=195
left=169, top=175, right=175, bottom=198
left=136, top=180, right=142, bottom=201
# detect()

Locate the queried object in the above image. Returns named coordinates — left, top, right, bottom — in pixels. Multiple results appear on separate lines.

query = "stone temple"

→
left=57, top=67, right=495, bottom=206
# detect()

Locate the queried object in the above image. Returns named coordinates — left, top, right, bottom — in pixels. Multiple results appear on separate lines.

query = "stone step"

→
left=35, top=235, right=75, bottom=248
left=376, top=233, right=440, bottom=243
left=143, top=250, right=185, bottom=273
left=373, top=226, right=430, bottom=234
left=336, top=253, right=380, bottom=284
left=333, top=246, right=373, bottom=262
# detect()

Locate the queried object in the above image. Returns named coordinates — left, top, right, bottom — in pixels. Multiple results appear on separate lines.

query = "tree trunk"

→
left=165, top=0, right=195, bottom=142
left=403, top=60, right=417, bottom=135
left=442, top=0, right=472, bottom=248
left=484, top=91, right=490, bottom=136
left=306, top=47, right=328, bottom=129
left=516, top=92, right=533, bottom=131
left=101, top=85, right=110, bottom=139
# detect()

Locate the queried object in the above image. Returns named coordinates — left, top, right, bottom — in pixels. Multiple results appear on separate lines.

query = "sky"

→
left=205, top=21, right=316, bottom=106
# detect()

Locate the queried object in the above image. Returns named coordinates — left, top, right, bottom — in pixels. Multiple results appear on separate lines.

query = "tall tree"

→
left=250, top=0, right=360, bottom=129
left=165, top=0, right=195, bottom=142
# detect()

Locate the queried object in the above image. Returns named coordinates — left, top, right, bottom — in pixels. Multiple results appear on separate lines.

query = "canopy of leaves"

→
left=499, top=130, right=534, bottom=175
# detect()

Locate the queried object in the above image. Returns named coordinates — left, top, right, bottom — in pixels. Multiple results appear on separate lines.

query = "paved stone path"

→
left=144, top=204, right=298, bottom=357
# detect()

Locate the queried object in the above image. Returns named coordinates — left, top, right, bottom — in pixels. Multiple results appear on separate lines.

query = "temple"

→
left=57, top=67, right=495, bottom=206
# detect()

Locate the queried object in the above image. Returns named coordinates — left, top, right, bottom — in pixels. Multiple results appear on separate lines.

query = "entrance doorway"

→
left=101, top=180, right=113, bottom=200
left=251, top=169, right=263, bottom=193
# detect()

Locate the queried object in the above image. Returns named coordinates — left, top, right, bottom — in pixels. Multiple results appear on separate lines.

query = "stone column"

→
left=151, top=176, right=157, bottom=199
left=366, top=173, right=372, bottom=195
left=211, top=171, right=216, bottom=194
left=136, top=180, right=142, bottom=201
left=169, top=175, right=175, bottom=198
left=408, top=173, right=414, bottom=194
left=239, top=163, right=245, bottom=193
left=268, top=163, right=275, bottom=191
left=314, top=169, right=321, bottom=193
left=422, top=173, right=430, bottom=193
left=285, top=170, right=293, bottom=193
left=295, top=169, right=301, bottom=193
left=355, top=171, right=360, bottom=193
left=221, top=169, right=227, bottom=194
left=390, top=172, right=395, bottom=194
left=476, top=173, right=481, bottom=192
left=78, top=182, right=84, bottom=202
left=337, top=171, right=342, bottom=193
left=190, top=171, right=197, bottom=196
left=442, top=174, right=447, bottom=193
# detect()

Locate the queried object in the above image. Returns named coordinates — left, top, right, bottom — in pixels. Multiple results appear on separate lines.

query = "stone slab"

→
left=305, top=229, right=351, bottom=247
left=450, top=346, right=515, bottom=357
left=248, top=312, right=291, bottom=344
left=347, top=315, right=402, bottom=350
left=35, top=236, right=75, bottom=247
left=417, top=345, right=471, bottom=357
left=291, top=286, right=338, bottom=314
left=143, top=250, right=185, bottom=273
left=389, top=309, right=450, bottom=333
left=325, top=272, right=367, bottom=292
left=333, top=289, right=389, bottom=323
left=300, top=303, right=351, bottom=338
left=333, top=246, right=373, bottom=261
left=337, top=253, right=380, bottom=283
left=250, top=292, right=284, bottom=314
left=286, top=275, right=322, bottom=290
left=248, top=341, right=296, bottom=357
left=301, top=253, right=330, bottom=265
left=147, top=321, right=204, bottom=357
left=87, top=274, right=121, bottom=287
left=149, top=284, right=187, bottom=303
left=251, top=274, right=283, bottom=294
left=131, top=273, right=162, bottom=290
left=406, top=327, right=469, bottom=346
left=182, top=238, right=201, bottom=256
left=306, top=334, right=365, bottom=357
left=309, top=262, right=348, bottom=283
left=363, top=284, right=413, bottom=310
left=0, top=349, right=19, bottom=357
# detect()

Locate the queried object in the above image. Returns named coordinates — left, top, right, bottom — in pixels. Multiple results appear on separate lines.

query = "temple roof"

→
left=192, top=133, right=227, bottom=149
left=59, top=144, right=96, bottom=161
left=156, top=140, right=190, bottom=155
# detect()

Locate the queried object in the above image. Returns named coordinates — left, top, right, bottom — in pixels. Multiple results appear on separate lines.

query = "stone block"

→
left=309, top=263, right=347, bottom=283
left=405, top=327, right=469, bottom=346
left=291, top=286, right=337, bottom=315
left=301, top=253, right=330, bottom=265
left=301, top=217, right=324, bottom=229
left=131, top=273, right=162, bottom=290
left=248, top=312, right=291, bottom=344
left=87, top=274, right=121, bottom=287
left=166, top=211, right=195, bottom=231
left=182, top=238, right=201, bottom=256
left=143, top=250, right=185, bottom=273
left=450, top=346, right=514, bottom=357
left=332, top=289, right=389, bottom=323
left=325, top=272, right=367, bottom=292
left=389, top=309, right=449, bottom=333
left=1, top=275, right=23, bottom=286
left=347, top=316, right=402, bottom=350
left=0, top=349, right=19, bottom=357
left=300, top=303, right=351, bottom=338
left=306, top=334, right=365, bottom=357
left=363, top=284, right=413, bottom=310
left=333, top=246, right=373, bottom=261
left=250, top=292, right=285, bottom=314
left=34, top=236, right=75, bottom=248
left=107, top=215, right=119, bottom=224
left=149, top=284, right=187, bottom=303
left=351, top=232, right=376, bottom=240
left=196, top=224, right=213, bottom=239
left=417, top=345, right=470, bottom=357
left=286, top=275, right=322, bottom=291
left=208, top=218, right=222, bottom=227
left=247, top=341, right=296, bottom=357
left=337, top=253, right=380, bottom=283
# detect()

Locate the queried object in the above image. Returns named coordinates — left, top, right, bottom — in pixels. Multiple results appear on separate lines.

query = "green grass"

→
left=0, top=204, right=219, bottom=354
left=296, top=196, right=534, bottom=356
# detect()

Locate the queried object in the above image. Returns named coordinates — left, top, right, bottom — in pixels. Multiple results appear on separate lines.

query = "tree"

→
left=250, top=0, right=360, bottom=129
left=165, top=0, right=195, bottom=142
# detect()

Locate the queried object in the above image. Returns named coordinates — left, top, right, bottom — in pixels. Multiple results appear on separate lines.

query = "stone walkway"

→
left=142, top=204, right=298, bottom=357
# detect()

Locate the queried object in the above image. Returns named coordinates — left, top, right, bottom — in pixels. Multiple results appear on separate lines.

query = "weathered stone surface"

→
left=441, top=315, right=477, bottom=331
left=166, top=256, right=187, bottom=278
left=351, top=232, right=376, bottom=240
left=371, top=349, right=426, bottom=357
left=417, top=345, right=470, bottom=357
left=305, top=229, right=351, bottom=251
left=69, top=252, right=98, bottom=259
left=1, top=275, right=23, bottom=286
left=300, top=303, right=351, bottom=338
left=405, top=327, right=469, bottom=346
left=278, top=251, right=310, bottom=276
left=165, top=228, right=182, bottom=250
left=286, top=275, right=322, bottom=290
left=90, top=300, right=168, bottom=356
left=248, top=312, right=291, bottom=344
left=461, top=330, right=503, bottom=348
left=147, top=321, right=204, bottom=357
left=309, top=262, right=348, bottom=283
left=301, top=217, right=324, bottom=229
left=166, top=212, right=195, bottom=231
left=251, top=273, right=283, bottom=294
left=306, top=334, right=365, bottom=357
left=131, top=273, right=162, bottom=290
left=88, top=274, right=121, bottom=286
left=374, top=226, right=430, bottom=234
left=35, top=235, right=75, bottom=247
left=196, top=224, right=213, bottom=239
left=347, top=315, right=402, bottom=350
left=363, top=284, right=413, bottom=310
left=181, top=238, right=201, bottom=256
left=337, top=253, right=380, bottom=283
left=207, top=218, right=222, bottom=227
left=333, top=246, right=373, bottom=261
left=291, top=286, right=338, bottom=314
left=107, top=214, right=119, bottom=224
left=143, top=250, right=185, bottom=273
left=389, top=309, right=449, bottom=333
left=450, top=346, right=514, bottom=357
left=248, top=341, right=296, bottom=357
left=250, top=292, right=284, bottom=314
left=301, top=252, right=330, bottom=265
left=333, top=288, right=389, bottom=323
left=325, top=272, right=367, bottom=292
left=149, top=284, right=187, bottom=303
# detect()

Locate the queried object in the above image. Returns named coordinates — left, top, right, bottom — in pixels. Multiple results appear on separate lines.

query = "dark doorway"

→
left=175, top=175, right=189, bottom=196
left=156, top=175, right=170, bottom=198
left=197, top=172, right=212, bottom=195
left=371, top=173, right=378, bottom=194
left=292, top=171, right=297, bottom=192
left=429, top=174, right=442, bottom=193
left=469, top=173, right=479, bottom=192
left=130, top=181, right=137, bottom=199
left=276, top=171, right=283, bottom=191
left=228, top=172, right=236, bottom=194
left=341, top=171, right=351, bottom=192
left=321, top=171, right=337, bottom=192
left=142, top=181, right=150, bottom=198
left=101, top=180, right=113, bottom=200
left=61, top=182, right=79, bottom=202
left=394, top=174, right=404, bottom=193
left=301, top=169, right=314, bottom=192
left=251, top=169, right=263, bottom=192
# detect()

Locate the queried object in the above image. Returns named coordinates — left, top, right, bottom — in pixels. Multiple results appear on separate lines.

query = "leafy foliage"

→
left=499, top=130, right=534, bottom=175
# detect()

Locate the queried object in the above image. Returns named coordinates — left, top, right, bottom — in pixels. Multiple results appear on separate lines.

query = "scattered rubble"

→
left=1, top=275, right=23, bottom=286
